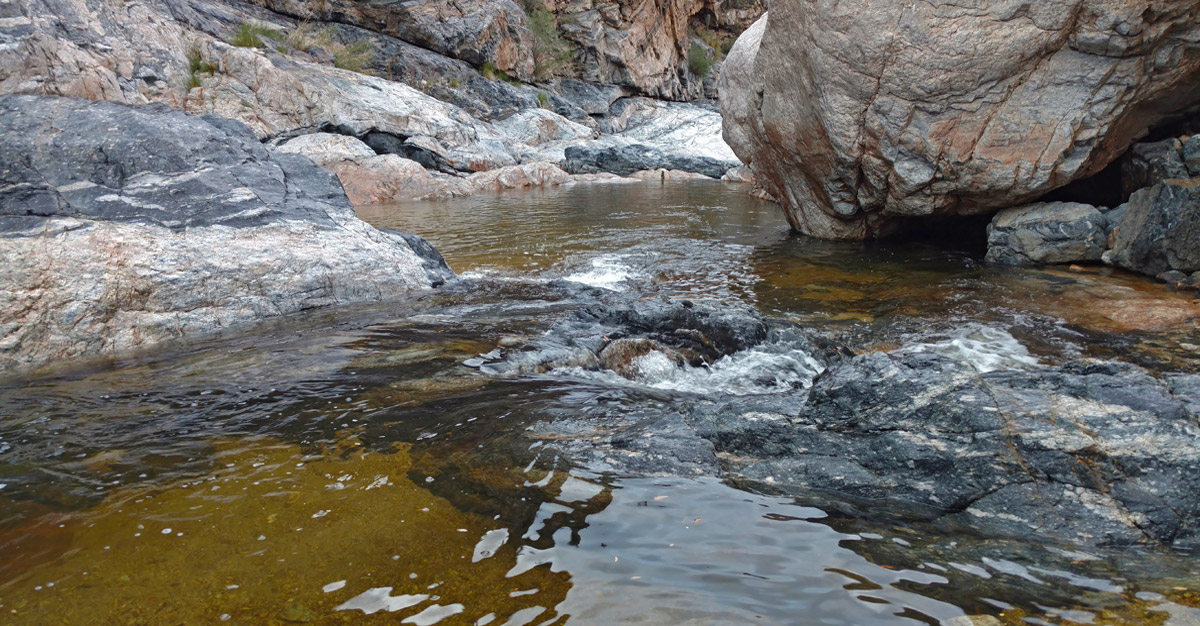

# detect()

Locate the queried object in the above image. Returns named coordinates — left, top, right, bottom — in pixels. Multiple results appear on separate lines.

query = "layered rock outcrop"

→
left=242, top=0, right=537, bottom=80
left=543, top=0, right=762, bottom=100
left=0, top=95, right=451, bottom=372
left=721, top=5, right=1200, bottom=239
left=0, top=0, right=749, bottom=205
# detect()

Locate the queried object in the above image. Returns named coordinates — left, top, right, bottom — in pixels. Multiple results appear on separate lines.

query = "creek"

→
left=1, top=181, right=1198, bottom=625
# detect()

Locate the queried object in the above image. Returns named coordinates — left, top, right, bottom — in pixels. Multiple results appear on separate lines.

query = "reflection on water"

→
left=2, top=180, right=1199, bottom=624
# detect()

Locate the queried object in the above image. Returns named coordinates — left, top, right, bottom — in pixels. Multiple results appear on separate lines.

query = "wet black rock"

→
left=718, top=352, right=1200, bottom=549
left=486, top=297, right=774, bottom=380
left=1105, top=179, right=1200, bottom=276
left=577, top=298, right=769, bottom=362
left=495, top=295, right=1200, bottom=550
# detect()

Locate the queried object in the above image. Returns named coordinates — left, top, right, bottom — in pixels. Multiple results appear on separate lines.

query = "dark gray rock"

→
left=1184, top=135, right=1200, bottom=177
left=985, top=202, right=1107, bottom=267
left=714, top=352, right=1200, bottom=548
left=556, top=79, right=627, bottom=117
left=0, top=97, right=341, bottom=230
left=493, top=293, right=1200, bottom=549
left=1120, top=138, right=1190, bottom=198
left=0, top=94, right=448, bottom=371
left=1105, top=179, right=1200, bottom=276
left=562, top=142, right=736, bottom=179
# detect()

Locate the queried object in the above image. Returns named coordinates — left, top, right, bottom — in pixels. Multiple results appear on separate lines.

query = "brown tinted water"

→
left=2, top=181, right=1199, bottom=625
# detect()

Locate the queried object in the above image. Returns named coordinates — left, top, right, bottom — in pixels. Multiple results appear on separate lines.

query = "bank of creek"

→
left=2, top=181, right=1200, bottom=625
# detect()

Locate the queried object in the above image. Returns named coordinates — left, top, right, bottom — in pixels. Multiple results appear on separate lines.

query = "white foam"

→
left=555, top=344, right=824, bottom=396
left=563, top=255, right=638, bottom=291
left=898, top=324, right=1040, bottom=373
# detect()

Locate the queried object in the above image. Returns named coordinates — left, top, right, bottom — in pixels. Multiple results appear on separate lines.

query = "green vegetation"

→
left=523, top=1, right=577, bottom=79
left=480, top=61, right=522, bottom=86
left=229, top=21, right=284, bottom=48
left=537, top=90, right=549, bottom=108
left=688, top=42, right=714, bottom=77
left=275, top=22, right=376, bottom=74
left=692, top=24, right=724, bottom=56
left=333, top=40, right=374, bottom=72
left=186, top=48, right=218, bottom=90
left=449, top=77, right=461, bottom=88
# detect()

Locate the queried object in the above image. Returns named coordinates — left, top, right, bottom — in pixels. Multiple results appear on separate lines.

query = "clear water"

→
left=2, top=181, right=1199, bottom=625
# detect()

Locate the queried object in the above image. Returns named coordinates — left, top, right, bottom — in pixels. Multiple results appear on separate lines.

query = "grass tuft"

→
left=230, top=22, right=284, bottom=48
left=186, top=48, right=218, bottom=90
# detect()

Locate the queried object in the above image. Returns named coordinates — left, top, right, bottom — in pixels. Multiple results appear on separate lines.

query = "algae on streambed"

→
left=0, top=435, right=571, bottom=625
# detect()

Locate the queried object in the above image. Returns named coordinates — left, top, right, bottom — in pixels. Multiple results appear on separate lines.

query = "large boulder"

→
left=721, top=6, right=1200, bottom=239
left=1105, top=178, right=1200, bottom=276
left=0, top=95, right=452, bottom=372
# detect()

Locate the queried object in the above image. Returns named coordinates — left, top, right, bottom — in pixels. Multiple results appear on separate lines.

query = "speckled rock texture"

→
left=721, top=4, right=1200, bottom=239
left=0, top=95, right=451, bottom=372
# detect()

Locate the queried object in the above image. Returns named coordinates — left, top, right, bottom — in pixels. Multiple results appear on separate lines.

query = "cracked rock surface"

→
left=0, top=94, right=452, bottom=373
left=721, top=4, right=1200, bottom=239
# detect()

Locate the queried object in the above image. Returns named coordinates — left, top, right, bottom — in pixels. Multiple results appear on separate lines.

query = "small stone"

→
left=1158, top=270, right=1188, bottom=284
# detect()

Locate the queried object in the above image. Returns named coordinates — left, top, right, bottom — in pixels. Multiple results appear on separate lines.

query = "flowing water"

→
left=3, top=181, right=1200, bottom=625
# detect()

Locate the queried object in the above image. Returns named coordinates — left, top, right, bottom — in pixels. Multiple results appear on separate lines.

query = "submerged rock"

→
left=985, top=202, right=1108, bottom=267
left=721, top=7, right=1200, bottom=238
left=500, top=298, right=1200, bottom=549
left=0, top=95, right=451, bottom=372
left=714, top=351, right=1200, bottom=549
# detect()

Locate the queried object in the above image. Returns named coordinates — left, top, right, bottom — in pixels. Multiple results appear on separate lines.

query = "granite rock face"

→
left=985, top=202, right=1109, bottom=267
left=0, top=95, right=451, bottom=372
left=546, top=0, right=763, bottom=100
left=721, top=6, right=1200, bottom=239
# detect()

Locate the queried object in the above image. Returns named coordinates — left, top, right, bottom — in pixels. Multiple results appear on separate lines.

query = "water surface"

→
left=3, top=180, right=1199, bottom=625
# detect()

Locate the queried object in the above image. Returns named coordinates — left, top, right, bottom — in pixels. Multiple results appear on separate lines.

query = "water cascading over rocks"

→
left=720, top=3, right=1200, bottom=239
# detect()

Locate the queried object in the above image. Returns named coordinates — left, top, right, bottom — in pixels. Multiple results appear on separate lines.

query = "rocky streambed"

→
left=4, top=181, right=1200, bottom=625
left=3, top=0, right=1200, bottom=624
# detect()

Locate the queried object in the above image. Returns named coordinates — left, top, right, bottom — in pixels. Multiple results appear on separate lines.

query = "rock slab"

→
left=0, top=95, right=451, bottom=372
